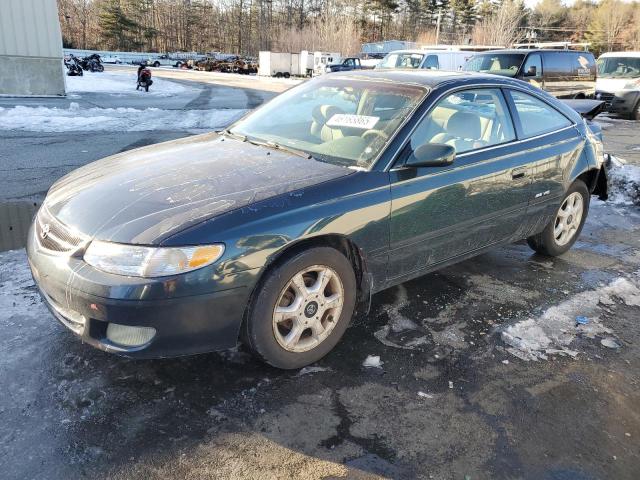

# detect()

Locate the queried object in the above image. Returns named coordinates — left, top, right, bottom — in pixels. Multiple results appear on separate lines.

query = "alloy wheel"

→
left=554, top=192, right=584, bottom=246
left=272, top=265, right=344, bottom=353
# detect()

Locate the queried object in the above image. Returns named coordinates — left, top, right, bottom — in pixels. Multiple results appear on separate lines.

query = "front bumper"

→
left=27, top=225, right=259, bottom=358
left=597, top=89, right=640, bottom=115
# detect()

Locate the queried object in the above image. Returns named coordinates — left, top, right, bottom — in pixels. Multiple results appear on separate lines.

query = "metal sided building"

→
left=0, top=0, right=65, bottom=96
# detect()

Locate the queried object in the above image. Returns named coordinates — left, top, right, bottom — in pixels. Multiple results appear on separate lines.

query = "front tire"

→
left=527, top=180, right=589, bottom=256
left=243, top=247, right=357, bottom=369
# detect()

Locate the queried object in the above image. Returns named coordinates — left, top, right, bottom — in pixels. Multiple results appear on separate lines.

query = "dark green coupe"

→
left=27, top=71, right=607, bottom=368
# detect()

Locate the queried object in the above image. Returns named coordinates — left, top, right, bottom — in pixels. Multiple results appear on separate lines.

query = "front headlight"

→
left=84, top=240, right=225, bottom=277
left=623, top=78, right=640, bottom=90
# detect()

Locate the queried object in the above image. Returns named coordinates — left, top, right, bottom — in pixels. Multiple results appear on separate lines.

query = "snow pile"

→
left=66, top=70, right=188, bottom=96
left=607, top=157, right=640, bottom=206
left=0, top=103, right=246, bottom=132
left=502, top=276, right=640, bottom=361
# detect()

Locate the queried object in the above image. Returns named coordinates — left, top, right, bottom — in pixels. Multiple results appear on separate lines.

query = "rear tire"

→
left=527, top=180, right=589, bottom=256
left=243, top=247, right=357, bottom=369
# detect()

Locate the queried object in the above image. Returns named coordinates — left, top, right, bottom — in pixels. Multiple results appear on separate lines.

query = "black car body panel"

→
left=27, top=71, right=606, bottom=358
left=45, top=133, right=353, bottom=244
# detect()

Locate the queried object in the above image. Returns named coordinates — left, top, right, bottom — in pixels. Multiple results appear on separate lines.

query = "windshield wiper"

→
left=219, top=129, right=247, bottom=142
left=245, top=137, right=313, bottom=160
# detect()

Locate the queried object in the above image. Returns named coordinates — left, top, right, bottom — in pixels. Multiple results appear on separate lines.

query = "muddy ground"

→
left=1, top=198, right=639, bottom=480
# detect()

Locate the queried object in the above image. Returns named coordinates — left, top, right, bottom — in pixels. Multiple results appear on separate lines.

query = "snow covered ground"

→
left=502, top=275, right=640, bottom=361
left=607, top=156, right=640, bottom=206
left=65, top=70, right=191, bottom=97
left=0, top=70, right=249, bottom=133
left=0, top=102, right=246, bottom=132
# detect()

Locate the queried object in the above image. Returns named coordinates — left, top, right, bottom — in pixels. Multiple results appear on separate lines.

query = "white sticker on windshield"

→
left=326, top=114, right=379, bottom=130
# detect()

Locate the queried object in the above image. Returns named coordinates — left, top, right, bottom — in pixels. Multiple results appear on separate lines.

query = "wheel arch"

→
left=576, top=167, right=608, bottom=200
left=239, top=234, right=372, bottom=341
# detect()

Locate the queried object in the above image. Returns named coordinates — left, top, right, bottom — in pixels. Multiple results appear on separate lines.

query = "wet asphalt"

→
left=0, top=73, right=639, bottom=479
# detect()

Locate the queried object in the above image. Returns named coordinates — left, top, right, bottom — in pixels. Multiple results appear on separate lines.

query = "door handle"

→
left=511, top=169, right=527, bottom=180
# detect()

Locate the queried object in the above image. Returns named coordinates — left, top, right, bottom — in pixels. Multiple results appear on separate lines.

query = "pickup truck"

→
left=325, top=57, right=367, bottom=73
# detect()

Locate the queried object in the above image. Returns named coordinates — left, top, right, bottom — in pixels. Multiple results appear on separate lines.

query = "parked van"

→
left=464, top=49, right=597, bottom=99
left=596, top=51, right=640, bottom=119
left=375, top=49, right=471, bottom=72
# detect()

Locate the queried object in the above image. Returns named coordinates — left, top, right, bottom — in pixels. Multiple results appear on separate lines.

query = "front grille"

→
left=596, top=91, right=615, bottom=107
left=35, top=207, right=88, bottom=254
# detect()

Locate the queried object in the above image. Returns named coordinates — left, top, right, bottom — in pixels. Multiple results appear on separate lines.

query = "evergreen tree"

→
left=99, top=0, right=140, bottom=50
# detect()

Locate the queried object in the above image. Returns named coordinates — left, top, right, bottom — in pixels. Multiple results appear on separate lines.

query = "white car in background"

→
left=596, top=51, right=640, bottom=120
left=101, top=55, right=122, bottom=64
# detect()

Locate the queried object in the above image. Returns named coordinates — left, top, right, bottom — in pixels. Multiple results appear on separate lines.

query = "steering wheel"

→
left=362, top=129, right=389, bottom=142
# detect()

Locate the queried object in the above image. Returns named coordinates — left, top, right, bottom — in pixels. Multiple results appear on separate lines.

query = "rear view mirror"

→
left=405, top=143, right=455, bottom=168
left=525, top=65, right=537, bottom=77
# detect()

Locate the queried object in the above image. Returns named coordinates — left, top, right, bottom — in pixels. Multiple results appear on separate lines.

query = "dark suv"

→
left=465, top=49, right=597, bottom=99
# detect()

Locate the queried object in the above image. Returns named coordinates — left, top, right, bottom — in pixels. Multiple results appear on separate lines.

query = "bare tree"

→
left=471, top=0, right=526, bottom=47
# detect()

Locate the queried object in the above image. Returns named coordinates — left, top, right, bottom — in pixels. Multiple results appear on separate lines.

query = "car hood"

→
left=597, top=77, right=635, bottom=92
left=45, top=133, right=353, bottom=244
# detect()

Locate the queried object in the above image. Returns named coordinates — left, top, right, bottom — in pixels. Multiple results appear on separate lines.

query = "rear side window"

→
left=509, top=90, right=571, bottom=138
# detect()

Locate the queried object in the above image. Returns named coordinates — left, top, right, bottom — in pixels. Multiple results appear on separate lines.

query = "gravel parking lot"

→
left=1, top=71, right=639, bottom=479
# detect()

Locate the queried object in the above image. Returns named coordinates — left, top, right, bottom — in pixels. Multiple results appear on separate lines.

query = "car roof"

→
left=599, top=51, right=640, bottom=58
left=386, top=49, right=467, bottom=56
left=472, top=49, right=592, bottom=56
left=328, top=69, right=509, bottom=88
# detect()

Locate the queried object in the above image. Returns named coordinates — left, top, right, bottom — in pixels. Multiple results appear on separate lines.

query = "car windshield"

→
left=229, top=78, right=427, bottom=169
left=464, top=53, right=525, bottom=77
left=597, top=57, right=640, bottom=78
left=377, top=52, right=425, bottom=69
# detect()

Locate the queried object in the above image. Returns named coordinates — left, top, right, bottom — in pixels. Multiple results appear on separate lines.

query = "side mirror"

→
left=405, top=143, right=455, bottom=168
left=525, top=65, right=537, bottom=77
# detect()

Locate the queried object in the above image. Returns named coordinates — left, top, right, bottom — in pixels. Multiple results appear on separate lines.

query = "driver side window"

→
left=523, top=54, right=542, bottom=77
left=409, top=88, right=516, bottom=155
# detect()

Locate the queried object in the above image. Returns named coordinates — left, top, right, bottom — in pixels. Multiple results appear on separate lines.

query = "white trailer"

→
left=258, top=51, right=294, bottom=77
left=290, top=53, right=300, bottom=78
left=299, top=50, right=314, bottom=76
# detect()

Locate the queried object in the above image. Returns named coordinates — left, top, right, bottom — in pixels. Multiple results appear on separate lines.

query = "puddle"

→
left=0, top=200, right=40, bottom=251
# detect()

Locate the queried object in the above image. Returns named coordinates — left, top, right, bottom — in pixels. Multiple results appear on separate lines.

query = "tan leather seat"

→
left=310, top=105, right=345, bottom=142
left=431, top=111, right=484, bottom=153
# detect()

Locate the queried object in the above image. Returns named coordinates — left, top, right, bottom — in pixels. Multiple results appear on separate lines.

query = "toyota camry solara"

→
left=28, top=71, right=608, bottom=369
